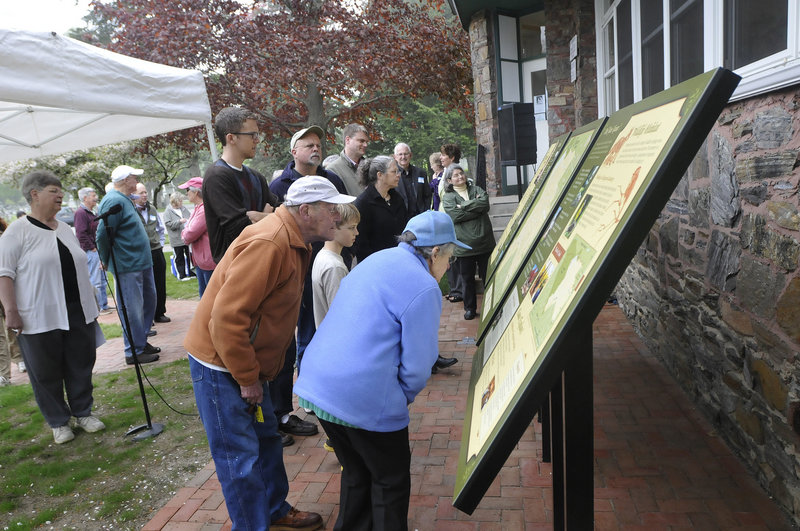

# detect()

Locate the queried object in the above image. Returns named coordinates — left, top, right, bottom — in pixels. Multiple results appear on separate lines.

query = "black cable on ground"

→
left=101, top=268, right=198, bottom=418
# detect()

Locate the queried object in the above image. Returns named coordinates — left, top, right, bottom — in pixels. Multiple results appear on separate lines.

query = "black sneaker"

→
left=143, top=343, right=161, bottom=354
left=126, top=353, right=159, bottom=365
left=279, top=414, right=318, bottom=436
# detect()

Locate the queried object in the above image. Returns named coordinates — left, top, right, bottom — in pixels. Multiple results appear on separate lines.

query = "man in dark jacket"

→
left=393, top=142, right=432, bottom=217
left=134, top=183, right=169, bottom=325
left=268, top=126, right=349, bottom=445
left=202, top=107, right=280, bottom=263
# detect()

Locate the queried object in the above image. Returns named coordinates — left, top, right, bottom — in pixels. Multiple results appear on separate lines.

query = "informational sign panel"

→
left=479, top=120, right=605, bottom=343
left=487, top=133, right=568, bottom=279
left=454, top=68, right=741, bottom=514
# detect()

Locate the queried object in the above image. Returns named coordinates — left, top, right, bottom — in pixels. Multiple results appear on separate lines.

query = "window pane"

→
left=520, top=11, right=546, bottom=60
left=724, top=0, right=787, bottom=69
left=670, top=0, right=704, bottom=84
left=501, top=61, right=521, bottom=102
left=617, top=0, right=634, bottom=107
left=605, top=74, right=617, bottom=113
left=605, top=18, right=615, bottom=68
left=641, top=1, right=664, bottom=97
left=499, top=15, right=518, bottom=60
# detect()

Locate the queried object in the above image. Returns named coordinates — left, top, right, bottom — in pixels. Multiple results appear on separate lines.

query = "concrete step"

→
left=490, top=195, right=520, bottom=241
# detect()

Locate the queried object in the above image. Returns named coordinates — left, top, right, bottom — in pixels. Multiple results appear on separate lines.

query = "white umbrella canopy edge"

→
left=0, top=29, right=218, bottom=164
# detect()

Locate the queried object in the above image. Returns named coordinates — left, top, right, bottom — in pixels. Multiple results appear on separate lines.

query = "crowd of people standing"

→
left=0, top=104, right=495, bottom=531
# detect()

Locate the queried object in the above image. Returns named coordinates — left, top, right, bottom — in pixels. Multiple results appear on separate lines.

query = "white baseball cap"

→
left=290, top=126, right=325, bottom=151
left=111, top=165, right=144, bottom=183
left=284, top=176, right=356, bottom=206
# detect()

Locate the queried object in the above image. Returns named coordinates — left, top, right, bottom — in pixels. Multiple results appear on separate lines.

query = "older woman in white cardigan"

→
left=0, top=170, right=105, bottom=444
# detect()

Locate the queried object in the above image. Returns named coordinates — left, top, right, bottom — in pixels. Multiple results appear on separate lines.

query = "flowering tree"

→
left=88, top=0, right=473, bottom=157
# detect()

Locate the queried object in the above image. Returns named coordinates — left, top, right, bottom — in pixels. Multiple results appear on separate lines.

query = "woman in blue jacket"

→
left=295, top=210, right=470, bottom=531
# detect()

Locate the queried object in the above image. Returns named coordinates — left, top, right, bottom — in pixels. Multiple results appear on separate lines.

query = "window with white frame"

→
left=596, top=0, right=799, bottom=115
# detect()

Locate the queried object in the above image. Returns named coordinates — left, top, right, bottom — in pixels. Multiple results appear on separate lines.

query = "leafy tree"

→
left=0, top=143, right=136, bottom=202
left=366, top=95, right=476, bottom=173
left=0, top=140, right=204, bottom=208
left=89, top=0, right=473, bottom=159
left=133, top=138, right=206, bottom=208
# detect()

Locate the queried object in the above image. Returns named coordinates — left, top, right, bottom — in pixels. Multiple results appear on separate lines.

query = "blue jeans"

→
left=115, top=268, right=156, bottom=358
left=195, top=267, right=213, bottom=298
left=189, top=356, right=291, bottom=530
left=86, top=250, right=109, bottom=310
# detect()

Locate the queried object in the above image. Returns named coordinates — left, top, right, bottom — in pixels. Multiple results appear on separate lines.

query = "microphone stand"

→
left=103, top=221, right=164, bottom=441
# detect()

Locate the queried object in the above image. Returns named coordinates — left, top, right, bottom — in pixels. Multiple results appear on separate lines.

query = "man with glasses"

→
left=202, top=106, right=280, bottom=263
left=185, top=176, right=356, bottom=531
left=393, top=142, right=432, bottom=217
left=269, top=126, right=349, bottom=446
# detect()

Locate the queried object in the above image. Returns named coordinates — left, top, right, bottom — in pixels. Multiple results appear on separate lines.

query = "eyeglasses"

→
left=448, top=255, right=457, bottom=265
left=233, top=132, right=263, bottom=142
left=318, top=203, right=337, bottom=215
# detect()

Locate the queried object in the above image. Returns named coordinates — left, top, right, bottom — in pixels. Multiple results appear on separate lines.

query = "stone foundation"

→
left=616, top=85, right=800, bottom=523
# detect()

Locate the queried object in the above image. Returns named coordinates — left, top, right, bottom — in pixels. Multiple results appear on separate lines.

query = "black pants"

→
left=320, top=420, right=410, bottom=531
left=456, top=253, right=489, bottom=312
left=173, top=245, right=193, bottom=278
left=269, top=335, right=296, bottom=422
left=151, top=248, right=167, bottom=318
left=271, top=276, right=316, bottom=422
left=447, top=265, right=462, bottom=298
left=17, top=307, right=96, bottom=428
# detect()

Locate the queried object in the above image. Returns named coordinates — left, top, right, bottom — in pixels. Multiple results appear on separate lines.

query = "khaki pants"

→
left=0, top=306, right=23, bottom=380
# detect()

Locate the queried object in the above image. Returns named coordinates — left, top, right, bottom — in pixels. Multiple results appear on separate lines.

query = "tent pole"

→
left=206, top=122, right=218, bottom=160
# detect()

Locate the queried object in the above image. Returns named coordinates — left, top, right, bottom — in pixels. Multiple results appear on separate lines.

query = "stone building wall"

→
left=615, top=86, right=800, bottom=523
left=469, top=10, right=501, bottom=196
left=544, top=0, right=597, bottom=134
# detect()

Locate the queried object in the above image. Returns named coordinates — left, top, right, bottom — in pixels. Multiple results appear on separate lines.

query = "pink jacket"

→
left=181, top=202, right=215, bottom=270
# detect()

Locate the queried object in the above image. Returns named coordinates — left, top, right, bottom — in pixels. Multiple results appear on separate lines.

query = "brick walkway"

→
left=8, top=295, right=792, bottom=529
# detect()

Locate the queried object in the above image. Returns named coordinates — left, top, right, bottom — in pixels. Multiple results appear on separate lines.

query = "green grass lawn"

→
left=0, top=358, right=209, bottom=530
left=103, top=251, right=200, bottom=301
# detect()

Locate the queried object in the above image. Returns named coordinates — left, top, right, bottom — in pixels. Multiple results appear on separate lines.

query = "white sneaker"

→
left=17, top=361, right=26, bottom=373
left=0, top=375, right=9, bottom=387
left=74, top=415, right=105, bottom=433
left=53, top=425, right=75, bottom=444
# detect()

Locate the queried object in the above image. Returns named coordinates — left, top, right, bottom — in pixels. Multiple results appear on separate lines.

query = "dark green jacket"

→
left=442, top=180, right=495, bottom=257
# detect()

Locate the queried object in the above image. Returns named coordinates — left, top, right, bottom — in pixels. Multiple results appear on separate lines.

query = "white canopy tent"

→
left=0, top=29, right=217, bottom=164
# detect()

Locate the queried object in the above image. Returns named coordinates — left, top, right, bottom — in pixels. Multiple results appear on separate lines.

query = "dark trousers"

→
left=320, top=420, right=411, bottom=531
left=269, top=336, right=296, bottom=422
left=152, top=248, right=167, bottom=318
left=270, top=276, right=316, bottom=422
left=456, top=253, right=489, bottom=312
left=447, top=266, right=462, bottom=298
left=173, top=245, right=193, bottom=278
left=17, top=307, right=96, bottom=428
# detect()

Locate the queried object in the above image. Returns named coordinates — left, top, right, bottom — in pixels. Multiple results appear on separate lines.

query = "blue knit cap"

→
left=403, top=211, right=471, bottom=249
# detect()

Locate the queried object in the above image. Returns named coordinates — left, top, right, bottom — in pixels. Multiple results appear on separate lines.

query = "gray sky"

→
left=2, top=0, right=92, bottom=34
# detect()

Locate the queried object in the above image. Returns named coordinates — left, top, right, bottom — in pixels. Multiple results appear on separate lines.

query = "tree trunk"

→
left=305, top=81, right=329, bottom=158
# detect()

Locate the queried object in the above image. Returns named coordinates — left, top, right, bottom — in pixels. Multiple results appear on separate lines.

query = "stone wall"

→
left=469, top=10, right=500, bottom=196
left=544, top=0, right=597, bottom=134
left=616, top=86, right=800, bottom=523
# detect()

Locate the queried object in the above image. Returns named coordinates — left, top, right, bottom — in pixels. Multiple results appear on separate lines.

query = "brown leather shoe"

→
left=271, top=507, right=323, bottom=530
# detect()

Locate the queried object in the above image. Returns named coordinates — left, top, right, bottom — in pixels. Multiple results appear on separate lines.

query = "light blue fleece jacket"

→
left=295, top=242, right=442, bottom=432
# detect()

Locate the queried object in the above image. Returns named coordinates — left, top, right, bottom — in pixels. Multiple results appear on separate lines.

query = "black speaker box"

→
left=498, top=103, right=537, bottom=167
